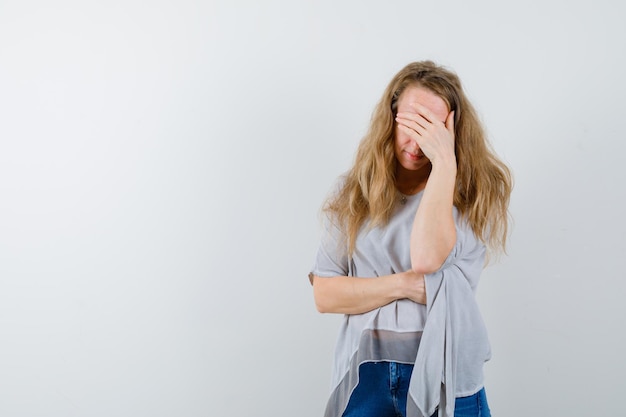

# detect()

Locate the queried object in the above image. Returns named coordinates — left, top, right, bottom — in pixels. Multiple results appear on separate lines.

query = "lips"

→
left=405, top=151, right=422, bottom=161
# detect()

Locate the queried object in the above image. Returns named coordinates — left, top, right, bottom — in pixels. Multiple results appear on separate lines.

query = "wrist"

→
left=430, top=155, right=457, bottom=171
left=391, top=272, right=408, bottom=300
left=396, top=271, right=417, bottom=299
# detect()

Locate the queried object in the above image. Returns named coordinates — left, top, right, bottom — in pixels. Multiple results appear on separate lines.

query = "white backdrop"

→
left=1, top=1, right=625, bottom=416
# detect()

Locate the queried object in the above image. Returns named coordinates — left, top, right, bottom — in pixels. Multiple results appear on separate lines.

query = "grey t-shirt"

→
left=311, top=187, right=491, bottom=417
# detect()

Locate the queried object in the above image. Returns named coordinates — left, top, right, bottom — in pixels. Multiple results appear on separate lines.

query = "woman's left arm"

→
left=396, top=104, right=457, bottom=274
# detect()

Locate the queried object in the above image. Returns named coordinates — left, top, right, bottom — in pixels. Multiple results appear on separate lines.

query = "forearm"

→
left=311, top=272, right=423, bottom=315
left=410, top=159, right=457, bottom=274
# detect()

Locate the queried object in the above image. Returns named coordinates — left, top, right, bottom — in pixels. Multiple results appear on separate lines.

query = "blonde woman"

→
left=309, top=61, right=511, bottom=417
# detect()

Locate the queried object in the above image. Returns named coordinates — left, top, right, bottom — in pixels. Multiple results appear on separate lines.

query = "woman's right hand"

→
left=399, top=270, right=427, bottom=305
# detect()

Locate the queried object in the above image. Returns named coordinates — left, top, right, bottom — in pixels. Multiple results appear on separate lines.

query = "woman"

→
left=309, top=61, right=512, bottom=417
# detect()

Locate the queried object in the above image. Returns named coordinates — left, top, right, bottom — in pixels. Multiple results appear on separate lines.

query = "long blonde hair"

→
left=324, top=61, right=512, bottom=257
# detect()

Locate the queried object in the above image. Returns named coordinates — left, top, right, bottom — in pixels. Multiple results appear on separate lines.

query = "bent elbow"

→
left=411, top=259, right=442, bottom=275
left=311, top=275, right=331, bottom=314
left=314, top=301, right=330, bottom=314
left=411, top=247, right=453, bottom=274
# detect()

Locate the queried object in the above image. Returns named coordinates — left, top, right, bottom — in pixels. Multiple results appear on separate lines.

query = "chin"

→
left=404, top=160, right=430, bottom=171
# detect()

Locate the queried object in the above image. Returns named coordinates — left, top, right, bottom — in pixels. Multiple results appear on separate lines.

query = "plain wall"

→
left=1, top=1, right=625, bottom=416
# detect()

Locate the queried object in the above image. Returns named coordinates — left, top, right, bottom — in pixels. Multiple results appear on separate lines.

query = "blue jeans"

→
left=342, top=361, right=491, bottom=417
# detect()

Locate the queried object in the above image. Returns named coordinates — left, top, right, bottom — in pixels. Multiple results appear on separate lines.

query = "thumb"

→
left=445, top=110, right=455, bottom=132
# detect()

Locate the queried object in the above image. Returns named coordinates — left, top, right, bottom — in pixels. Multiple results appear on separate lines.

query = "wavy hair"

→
left=324, top=60, right=512, bottom=258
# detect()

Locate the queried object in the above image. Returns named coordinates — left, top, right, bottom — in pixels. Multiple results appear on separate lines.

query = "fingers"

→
left=408, top=102, right=444, bottom=124
left=396, top=124, right=421, bottom=142
left=396, top=102, right=455, bottom=138
left=395, top=111, right=445, bottom=138
left=395, top=113, right=429, bottom=135
left=396, top=103, right=446, bottom=132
